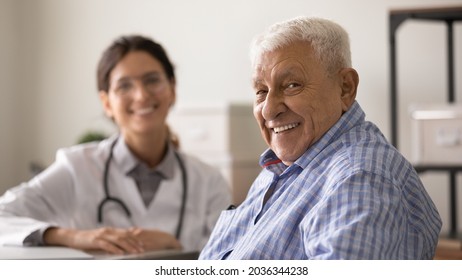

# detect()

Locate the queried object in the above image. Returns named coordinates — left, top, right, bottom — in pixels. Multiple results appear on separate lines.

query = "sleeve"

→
left=302, top=171, right=405, bottom=260
left=22, top=227, right=53, bottom=246
left=0, top=150, right=76, bottom=246
left=199, top=168, right=232, bottom=249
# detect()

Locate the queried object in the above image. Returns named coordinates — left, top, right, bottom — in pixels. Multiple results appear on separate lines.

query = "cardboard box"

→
left=410, top=103, right=462, bottom=165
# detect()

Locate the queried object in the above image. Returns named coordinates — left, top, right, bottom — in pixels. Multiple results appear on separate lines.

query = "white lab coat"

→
left=0, top=136, right=231, bottom=251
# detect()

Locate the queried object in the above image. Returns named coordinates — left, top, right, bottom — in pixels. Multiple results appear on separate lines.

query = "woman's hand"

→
left=43, top=227, right=182, bottom=255
left=128, top=227, right=182, bottom=251
left=43, top=227, right=145, bottom=255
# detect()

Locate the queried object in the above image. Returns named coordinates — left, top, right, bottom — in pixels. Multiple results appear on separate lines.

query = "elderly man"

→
left=199, top=16, right=441, bottom=260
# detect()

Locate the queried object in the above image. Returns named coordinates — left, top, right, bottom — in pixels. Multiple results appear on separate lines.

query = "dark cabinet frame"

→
left=389, top=6, right=462, bottom=238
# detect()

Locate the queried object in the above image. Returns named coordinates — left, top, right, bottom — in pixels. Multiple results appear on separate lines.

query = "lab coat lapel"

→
left=143, top=163, right=184, bottom=230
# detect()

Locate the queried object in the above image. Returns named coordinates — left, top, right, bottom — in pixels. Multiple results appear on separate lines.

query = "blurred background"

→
left=0, top=0, right=461, bottom=234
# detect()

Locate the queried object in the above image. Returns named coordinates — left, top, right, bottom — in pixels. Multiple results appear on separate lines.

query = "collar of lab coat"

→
left=111, top=135, right=175, bottom=180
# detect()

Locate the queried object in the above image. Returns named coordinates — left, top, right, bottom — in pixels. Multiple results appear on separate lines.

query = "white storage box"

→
left=168, top=103, right=265, bottom=158
left=410, top=103, right=462, bottom=165
left=167, top=103, right=268, bottom=204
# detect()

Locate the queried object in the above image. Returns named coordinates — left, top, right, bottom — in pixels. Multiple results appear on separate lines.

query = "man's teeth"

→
left=134, top=107, right=154, bottom=115
left=273, top=123, right=299, bottom=134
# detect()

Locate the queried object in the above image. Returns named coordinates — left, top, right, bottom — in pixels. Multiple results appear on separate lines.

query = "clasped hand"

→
left=43, top=227, right=182, bottom=255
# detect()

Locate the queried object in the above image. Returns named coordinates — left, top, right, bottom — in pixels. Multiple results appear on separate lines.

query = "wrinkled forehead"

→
left=252, top=42, right=316, bottom=81
left=251, top=50, right=278, bottom=85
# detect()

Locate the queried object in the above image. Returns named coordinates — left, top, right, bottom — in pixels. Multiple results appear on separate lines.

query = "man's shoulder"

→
left=323, top=124, right=411, bottom=175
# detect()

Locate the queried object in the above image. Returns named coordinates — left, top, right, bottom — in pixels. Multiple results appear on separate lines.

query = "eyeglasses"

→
left=111, top=73, right=170, bottom=98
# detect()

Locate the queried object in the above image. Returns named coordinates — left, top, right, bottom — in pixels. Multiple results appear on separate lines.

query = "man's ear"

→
left=339, top=68, right=359, bottom=112
left=99, top=91, right=113, bottom=118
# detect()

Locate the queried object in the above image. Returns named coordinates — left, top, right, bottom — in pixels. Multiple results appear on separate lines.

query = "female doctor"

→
left=0, top=35, right=231, bottom=255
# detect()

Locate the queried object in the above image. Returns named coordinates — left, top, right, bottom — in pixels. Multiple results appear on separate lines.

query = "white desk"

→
left=0, top=246, right=93, bottom=259
left=0, top=246, right=199, bottom=260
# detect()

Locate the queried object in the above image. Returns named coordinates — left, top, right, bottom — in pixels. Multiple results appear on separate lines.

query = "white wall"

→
left=1, top=0, right=461, bottom=234
left=0, top=0, right=35, bottom=189
left=0, top=0, right=19, bottom=189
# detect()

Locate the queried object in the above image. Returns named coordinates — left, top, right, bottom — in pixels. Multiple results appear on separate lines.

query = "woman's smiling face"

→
left=100, top=51, right=175, bottom=139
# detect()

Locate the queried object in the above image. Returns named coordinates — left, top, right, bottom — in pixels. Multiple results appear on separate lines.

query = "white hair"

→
left=250, top=17, right=352, bottom=75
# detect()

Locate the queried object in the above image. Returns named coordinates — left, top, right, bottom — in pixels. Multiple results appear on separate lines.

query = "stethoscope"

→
left=97, top=137, right=188, bottom=239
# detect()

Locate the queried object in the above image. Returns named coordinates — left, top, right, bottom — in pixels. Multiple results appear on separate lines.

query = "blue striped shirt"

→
left=199, top=101, right=442, bottom=260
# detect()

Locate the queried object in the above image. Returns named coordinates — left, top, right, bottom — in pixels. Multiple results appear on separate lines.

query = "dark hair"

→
left=97, top=35, right=175, bottom=92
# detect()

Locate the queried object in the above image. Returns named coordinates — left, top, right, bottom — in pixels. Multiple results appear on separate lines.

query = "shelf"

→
left=389, top=6, right=462, bottom=147
left=389, top=6, right=462, bottom=239
left=390, top=6, right=462, bottom=21
left=415, top=165, right=462, bottom=173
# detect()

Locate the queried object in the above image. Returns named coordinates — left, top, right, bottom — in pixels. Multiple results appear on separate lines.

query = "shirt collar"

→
left=259, top=101, right=365, bottom=171
left=112, top=135, right=176, bottom=180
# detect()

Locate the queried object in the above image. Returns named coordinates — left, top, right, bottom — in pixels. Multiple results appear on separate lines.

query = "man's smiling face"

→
left=252, top=41, right=348, bottom=165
